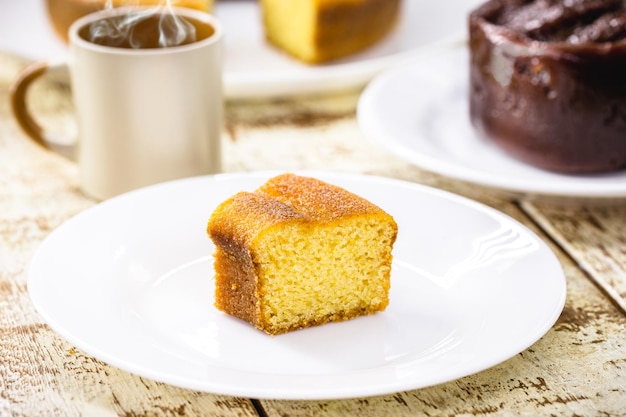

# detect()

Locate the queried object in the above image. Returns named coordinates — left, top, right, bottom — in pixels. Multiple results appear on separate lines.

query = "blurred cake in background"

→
left=469, top=0, right=626, bottom=173
left=260, top=0, right=401, bottom=63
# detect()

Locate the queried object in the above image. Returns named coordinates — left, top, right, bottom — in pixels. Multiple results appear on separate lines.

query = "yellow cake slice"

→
left=259, top=0, right=401, bottom=63
left=207, top=173, right=398, bottom=335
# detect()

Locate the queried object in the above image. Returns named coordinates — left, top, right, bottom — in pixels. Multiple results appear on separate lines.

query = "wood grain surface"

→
left=1, top=51, right=625, bottom=416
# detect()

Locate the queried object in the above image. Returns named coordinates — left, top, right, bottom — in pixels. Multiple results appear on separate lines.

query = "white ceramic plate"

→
left=0, top=0, right=484, bottom=98
left=28, top=171, right=566, bottom=400
left=357, top=47, right=626, bottom=200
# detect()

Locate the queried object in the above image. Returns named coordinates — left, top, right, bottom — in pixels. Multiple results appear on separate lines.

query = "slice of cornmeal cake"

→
left=207, top=173, right=397, bottom=335
left=260, top=0, right=401, bottom=63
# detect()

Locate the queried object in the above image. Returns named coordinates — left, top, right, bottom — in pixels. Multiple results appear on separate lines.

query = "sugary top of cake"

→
left=256, top=173, right=385, bottom=221
left=207, top=173, right=395, bottom=250
left=476, top=0, right=626, bottom=44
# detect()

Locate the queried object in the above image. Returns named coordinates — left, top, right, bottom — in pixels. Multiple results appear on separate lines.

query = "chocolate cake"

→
left=469, top=0, right=626, bottom=173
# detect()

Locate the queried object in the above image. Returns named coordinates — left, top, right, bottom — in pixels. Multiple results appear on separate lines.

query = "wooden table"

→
left=1, top=50, right=625, bottom=416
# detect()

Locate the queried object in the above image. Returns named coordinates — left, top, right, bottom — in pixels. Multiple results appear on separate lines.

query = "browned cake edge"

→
left=313, top=0, right=401, bottom=63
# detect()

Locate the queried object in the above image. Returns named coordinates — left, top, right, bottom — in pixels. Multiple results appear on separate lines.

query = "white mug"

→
left=10, top=6, right=223, bottom=200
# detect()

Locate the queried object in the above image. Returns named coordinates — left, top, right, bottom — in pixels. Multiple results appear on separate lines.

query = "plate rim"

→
left=27, top=170, right=567, bottom=399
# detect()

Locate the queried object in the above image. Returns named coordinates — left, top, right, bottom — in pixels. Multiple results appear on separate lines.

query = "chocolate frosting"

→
left=469, top=0, right=626, bottom=173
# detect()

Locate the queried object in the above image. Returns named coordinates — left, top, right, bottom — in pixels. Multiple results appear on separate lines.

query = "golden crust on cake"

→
left=207, top=173, right=398, bottom=335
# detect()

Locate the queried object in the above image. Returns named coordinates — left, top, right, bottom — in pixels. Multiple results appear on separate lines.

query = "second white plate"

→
left=357, top=47, right=626, bottom=200
left=218, top=0, right=483, bottom=97
left=28, top=171, right=566, bottom=400
left=0, top=0, right=484, bottom=98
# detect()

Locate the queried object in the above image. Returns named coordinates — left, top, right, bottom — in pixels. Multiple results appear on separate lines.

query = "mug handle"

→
left=10, top=60, right=75, bottom=159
